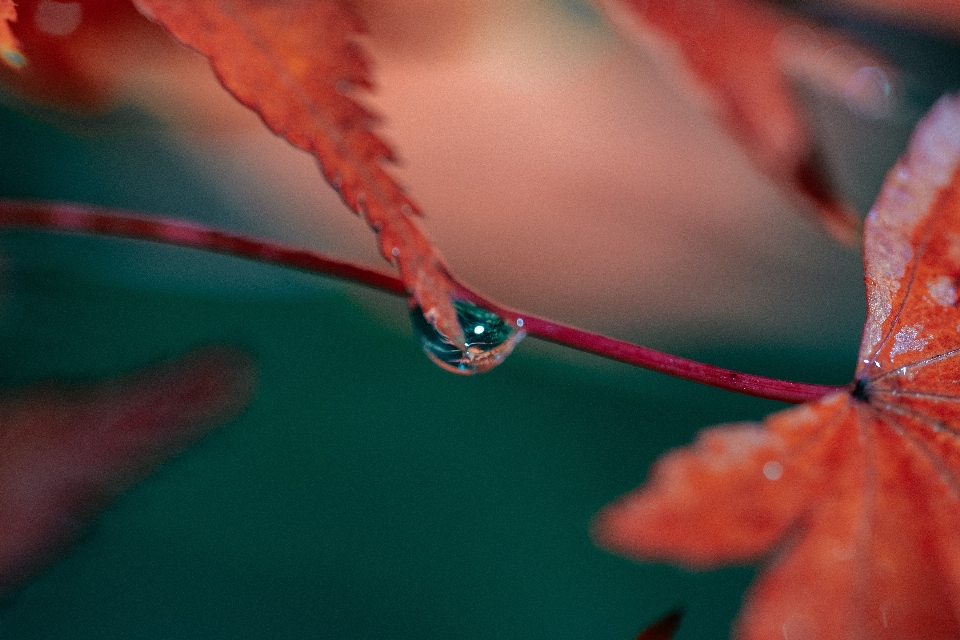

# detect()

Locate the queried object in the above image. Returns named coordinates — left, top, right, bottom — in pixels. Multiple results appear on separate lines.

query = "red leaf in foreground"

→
left=131, top=0, right=465, bottom=347
left=595, top=93, right=960, bottom=638
left=598, top=0, right=891, bottom=244
left=0, top=347, right=254, bottom=595
left=0, top=0, right=23, bottom=68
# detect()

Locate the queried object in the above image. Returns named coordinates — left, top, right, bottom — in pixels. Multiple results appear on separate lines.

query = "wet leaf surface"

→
left=595, top=94, right=960, bottom=639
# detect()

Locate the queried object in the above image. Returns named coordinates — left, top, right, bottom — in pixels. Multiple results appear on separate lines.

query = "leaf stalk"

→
left=0, top=199, right=847, bottom=404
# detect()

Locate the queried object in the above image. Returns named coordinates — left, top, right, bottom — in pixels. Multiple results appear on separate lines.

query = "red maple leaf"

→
left=594, top=93, right=960, bottom=638
left=130, top=0, right=466, bottom=349
left=0, top=347, right=254, bottom=595
left=598, top=0, right=894, bottom=244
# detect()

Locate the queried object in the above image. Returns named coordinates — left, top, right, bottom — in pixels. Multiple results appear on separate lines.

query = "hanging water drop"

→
left=410, top=299, right=524, bottom=375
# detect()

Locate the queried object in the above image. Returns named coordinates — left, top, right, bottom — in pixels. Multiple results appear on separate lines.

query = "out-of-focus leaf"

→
left=0, top=0, right=172, bottom=109
left=0, top=347, right=255, bottom=595
left=0, top=0, right=23, bottom=68
left=594, top=93, right=960, bottom=638
left=131, top=0, right=465, bottom=347
left=598, top=0, right=895, bottom=244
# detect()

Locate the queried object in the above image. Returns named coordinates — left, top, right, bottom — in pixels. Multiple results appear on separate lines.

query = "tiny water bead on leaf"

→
left=410, top=300, right=525, bottom=375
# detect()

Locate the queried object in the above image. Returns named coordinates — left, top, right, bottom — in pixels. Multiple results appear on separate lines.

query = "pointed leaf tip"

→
left=132, top=0, right=465, bottom=350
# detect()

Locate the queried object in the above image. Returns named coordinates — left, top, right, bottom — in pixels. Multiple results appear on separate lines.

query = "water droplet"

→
left=355, top=192, right=368, bottom=218
left=763, top=460, right=784, bottom=481
left=410, top=300, right=524, bottom=375
left=843, top=65, right=893, bottom=119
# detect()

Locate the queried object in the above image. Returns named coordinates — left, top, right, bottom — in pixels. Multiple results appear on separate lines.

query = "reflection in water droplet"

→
left=410, top=300, right=524, bottom=375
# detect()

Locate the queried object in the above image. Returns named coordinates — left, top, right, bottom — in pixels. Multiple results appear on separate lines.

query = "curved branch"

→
left=0, top=199, right=848, bottom=404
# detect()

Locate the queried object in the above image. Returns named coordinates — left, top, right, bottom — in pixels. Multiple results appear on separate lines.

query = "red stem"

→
left=0, top=200, right=847, bottom=404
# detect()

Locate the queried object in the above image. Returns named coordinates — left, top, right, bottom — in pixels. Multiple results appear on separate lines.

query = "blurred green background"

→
left=0, top=3, right=957, bottom=639
left=0, top=101, right=846, bottom=640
